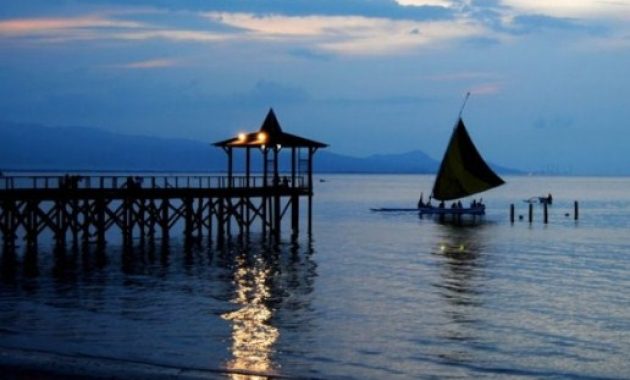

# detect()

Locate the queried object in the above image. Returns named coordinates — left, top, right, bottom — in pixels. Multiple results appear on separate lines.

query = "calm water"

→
left=1, top=175, right=629, bottom=379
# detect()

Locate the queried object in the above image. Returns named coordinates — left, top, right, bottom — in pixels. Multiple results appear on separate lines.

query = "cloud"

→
left=235, top=81, right=310, bottom=105
left=396, top=0, right=455, bottom=7
left=203, top=12, right=490, bottom=55
left=0, top=12, right=229, bottom=43
left=469, top=82, right=503, bottom=95
left=426, top=71, right=498, bottom=82
left=509, top=14, right=603, bottom=34
left=113, top=29, right=227, bottom=42
left=533, top=116, right=574, bottom=130
left=60, top=0, right=455, bottom=21
left=1, top=0, right=626, bottom=56
left=0, top=15, right=142, bottom=36
left=108, top=58, right=180, bottom=69
left=500, top=0, right=630, bottom=20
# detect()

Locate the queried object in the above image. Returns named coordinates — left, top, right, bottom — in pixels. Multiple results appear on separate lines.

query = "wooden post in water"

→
left=184, top=196, right=193, bottom=242
left=82, top=199, right=90, bottom=245
left=543, top=202, right=548, bottom=224
left=574, top=201, right=579, bottom=220
left=528, top=203, right=533, bottom=223
left=96, top=197, right=106, bottom=246
left=510, top=204, right=515, bottom=223
left=217, top=198, right=225, bottom=246
left=308, top=147, right=314, bottom=235
left=291, top=194, right=299, bottom=237
left=161, top=198, right=170, bottom=241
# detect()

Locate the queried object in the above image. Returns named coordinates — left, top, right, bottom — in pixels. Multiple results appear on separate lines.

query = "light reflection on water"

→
left=222, top=251, right=279, bottom=378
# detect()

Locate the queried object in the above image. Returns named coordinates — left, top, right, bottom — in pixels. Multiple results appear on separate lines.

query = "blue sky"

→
left=1, top=0, right=629, bottom=174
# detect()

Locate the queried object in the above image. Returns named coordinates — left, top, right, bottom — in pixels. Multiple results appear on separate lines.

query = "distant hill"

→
left=0, top=122, right=221, bottom=172
left=0, top=121, right=519, bottom=174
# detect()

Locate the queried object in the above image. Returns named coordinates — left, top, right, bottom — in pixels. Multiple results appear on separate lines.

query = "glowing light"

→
left=237, top=133, right=246, bottom=142
left=222, top=255, right=279, bottom=378
left=257, top=132, right=267, bottom=142
left=276, top=144, right=282, bottom=151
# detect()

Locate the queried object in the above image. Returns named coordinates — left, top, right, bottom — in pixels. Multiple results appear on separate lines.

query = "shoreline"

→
left=0, top=347, right=292, bottom=380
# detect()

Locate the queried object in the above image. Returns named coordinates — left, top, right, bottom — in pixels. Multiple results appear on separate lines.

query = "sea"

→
left=1, top=174, right=629, bottom=379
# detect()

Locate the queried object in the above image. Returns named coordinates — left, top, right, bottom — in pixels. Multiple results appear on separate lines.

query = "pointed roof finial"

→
left=260, top=107, right=283, bottom=135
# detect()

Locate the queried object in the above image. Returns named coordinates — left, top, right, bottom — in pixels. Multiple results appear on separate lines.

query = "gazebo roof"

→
left=213, top=108, right=328, bottom=149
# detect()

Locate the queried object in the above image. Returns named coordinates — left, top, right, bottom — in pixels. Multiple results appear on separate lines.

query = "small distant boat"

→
left=372, top=93, right=505, bottom=216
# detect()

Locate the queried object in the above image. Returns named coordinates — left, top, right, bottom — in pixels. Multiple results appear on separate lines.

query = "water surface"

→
left=1, top=175, right=629, bottom=379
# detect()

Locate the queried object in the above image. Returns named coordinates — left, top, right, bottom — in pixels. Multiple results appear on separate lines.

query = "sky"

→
left=1, top=0, right=629, bottom=175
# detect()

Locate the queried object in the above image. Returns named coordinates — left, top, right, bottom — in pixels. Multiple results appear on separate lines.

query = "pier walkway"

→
left=0, top=174, right=310, bottom=248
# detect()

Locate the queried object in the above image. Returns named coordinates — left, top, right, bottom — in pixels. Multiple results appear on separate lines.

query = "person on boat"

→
left=439, top=201, right=445, bottom=208
left=471, top=199, right=477, bottom=208
left=457, top=201, right=463, bottom=209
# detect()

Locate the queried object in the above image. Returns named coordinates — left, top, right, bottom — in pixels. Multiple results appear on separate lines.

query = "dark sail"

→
left=432, top=118, right=505, bottom=201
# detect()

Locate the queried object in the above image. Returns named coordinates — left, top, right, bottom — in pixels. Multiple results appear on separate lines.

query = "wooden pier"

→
left=0, top=109, right=327, bottom=248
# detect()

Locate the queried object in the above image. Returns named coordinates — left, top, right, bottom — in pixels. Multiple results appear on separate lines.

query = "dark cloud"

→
left=533, top=116, right=574, bottom=130
left=287, top=48, right=334, bottom=61
left=233, top=81, right=311, bottom=106
left=511, top=14, right=605, bottom=35
left=72, top=0, right=455, bottom=21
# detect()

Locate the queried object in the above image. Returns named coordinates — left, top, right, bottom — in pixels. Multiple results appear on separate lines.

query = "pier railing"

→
left=0, top=175, right=307, bottom=191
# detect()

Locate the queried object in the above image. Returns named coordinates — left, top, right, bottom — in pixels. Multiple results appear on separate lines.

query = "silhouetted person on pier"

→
left=282, top=176, right=289, bottom=187
left=126, top=176, right=140, bottom=190
left=439, top=201, right=445, bottom=208
left=547, top=193, right=553, bottom=205
left=60, top=174, right=81, bottom=189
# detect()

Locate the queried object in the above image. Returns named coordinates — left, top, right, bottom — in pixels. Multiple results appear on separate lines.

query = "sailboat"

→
left=371, top=93, right=505, bottom=215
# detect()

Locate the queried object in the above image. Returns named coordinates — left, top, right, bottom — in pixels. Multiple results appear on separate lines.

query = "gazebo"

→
left=213, top=108, right=328, bottom=237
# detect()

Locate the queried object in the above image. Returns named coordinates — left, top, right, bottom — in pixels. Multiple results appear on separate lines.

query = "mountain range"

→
left=0, top=121, right=519, bottom=174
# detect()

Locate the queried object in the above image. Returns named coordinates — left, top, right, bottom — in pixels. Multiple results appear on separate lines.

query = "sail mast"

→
left=457, top=92, right=471, bottom=121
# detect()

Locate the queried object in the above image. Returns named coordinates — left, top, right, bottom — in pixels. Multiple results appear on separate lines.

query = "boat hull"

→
left=371, top=207, right=485, bottom=216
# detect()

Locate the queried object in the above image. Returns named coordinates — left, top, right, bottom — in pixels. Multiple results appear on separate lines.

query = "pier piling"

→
left=574, top=201, right=579, bottom=220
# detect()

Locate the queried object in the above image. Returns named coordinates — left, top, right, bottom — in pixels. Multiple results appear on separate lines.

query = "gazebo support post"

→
left=273, top=147, right=281, bottom=241
left=262, top=148, right=268, bottom=237
left=246, top=147, right=251, bottom=234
